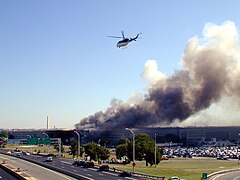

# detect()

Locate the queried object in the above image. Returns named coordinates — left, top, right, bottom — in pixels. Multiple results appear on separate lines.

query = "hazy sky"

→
left=1, top=1, right=240, bottom=129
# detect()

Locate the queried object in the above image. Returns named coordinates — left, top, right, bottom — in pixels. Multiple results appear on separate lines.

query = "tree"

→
left=0, top=131, right=8, bottom=138
left=116, top=144, right=128, bottom=159
left=54, top=142, right=64, bottom=153
left=69, top=140, right=84, bottom=159
left=127, top=133, right=162, bottom=166
left=85, top=142, right=110, bottom=161
left=69, top=140, right=77, bottom=159
left=118, top=138, right=130, bottom=145
left=97, top=145, right=110, bottom=160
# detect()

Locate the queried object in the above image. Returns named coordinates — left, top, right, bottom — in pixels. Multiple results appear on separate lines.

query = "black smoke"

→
left=75, top=21, right=240, bottom=133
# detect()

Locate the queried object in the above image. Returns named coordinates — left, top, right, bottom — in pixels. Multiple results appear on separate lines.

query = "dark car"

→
left=72, top=160, right=85, bottom=166
left=217, top=155, right=228, bottom=160
left=119, top=171, right=132, bottom=177
left=83, top=161, right=94, bottom=168
left=98, top=165, right=109, bottom=172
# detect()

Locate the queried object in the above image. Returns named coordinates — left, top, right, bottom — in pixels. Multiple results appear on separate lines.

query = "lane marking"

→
left=102, top=171, right=118, bottom=176
left=60, top=161, right=72, bottom=165
left=233, top=175, right=240, bottom=180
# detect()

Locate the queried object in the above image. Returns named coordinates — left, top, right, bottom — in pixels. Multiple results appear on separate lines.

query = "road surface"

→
left=0, top=153, right=75, bottom=180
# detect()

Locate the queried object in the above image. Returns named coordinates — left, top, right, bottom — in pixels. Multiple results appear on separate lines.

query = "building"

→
left=7, top=126, right=240, bottom=147
left=7, top=129, right=89, bottom=145
left=93, top=126, right=240, bottom=147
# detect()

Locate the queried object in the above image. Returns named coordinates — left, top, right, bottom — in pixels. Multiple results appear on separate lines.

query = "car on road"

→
left=22, top=151, right=30, bottom=156
left=45, top=157, right=53, bottom=162
left=98, top=165, right=110, bottom=172
left=119, top=171, right=132, bottom=177
left=83, top=161, right=94, bottom=168
left=72, top=160, right=85, bottom=167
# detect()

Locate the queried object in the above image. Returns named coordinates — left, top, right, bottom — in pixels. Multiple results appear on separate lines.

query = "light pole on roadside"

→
left=155, top=133, right=157, bottom=168
left=27, top=135, right=32, bottom=154
left=58, top=138, right=61, bottom=158
left=43, top=133, right=49, bottom=154
left=125, top=128, right=135, bottom=172
left=74, top=131, right=81, bottom=160
left=238, top=133, right=240, bottom=164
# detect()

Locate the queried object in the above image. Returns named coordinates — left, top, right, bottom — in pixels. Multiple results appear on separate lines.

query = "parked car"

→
left=98, top=165, right=109, bottom=171
left=168, top=177, right=180, bottom=180
left=83, top=161, right=94, bottom=168
left=72, top=160, right=85, bottom=166
left=119, top=171, right=132, bottom=177
left=217, top=155, right=228, bottom=160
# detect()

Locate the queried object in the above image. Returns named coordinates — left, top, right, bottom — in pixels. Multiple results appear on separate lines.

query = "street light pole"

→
left=27, top=135, right=32, bottom=154
left=58, top=138, right=61, bottom=158
left=125, top=128, right=135, bottom=172
left=43, top=133, right=49, bottom=154
left=74, top=131, right=81, bottom=160
left=155, top=133, right=157, bottom=168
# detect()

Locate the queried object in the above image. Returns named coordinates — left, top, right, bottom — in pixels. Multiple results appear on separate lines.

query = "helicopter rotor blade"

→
left=121, top=31, right=125, bottom=39
left=107, top=36, right=123, bottom=39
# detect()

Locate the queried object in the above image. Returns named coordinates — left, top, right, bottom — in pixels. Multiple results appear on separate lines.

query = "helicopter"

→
left=108, top=31, right=141, bottom=48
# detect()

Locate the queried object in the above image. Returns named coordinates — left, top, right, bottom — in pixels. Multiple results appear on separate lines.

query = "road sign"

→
left=27, top=138, right=51, bottom=145
left=202, top=173, right=208, bottom=180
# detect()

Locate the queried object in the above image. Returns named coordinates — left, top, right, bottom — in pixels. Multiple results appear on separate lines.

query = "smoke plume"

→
left=75, top=21, right=240, bottom=132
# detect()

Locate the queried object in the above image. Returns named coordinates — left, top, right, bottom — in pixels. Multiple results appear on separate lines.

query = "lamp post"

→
left=98, top=139, right=101, bottom=146
left=27, top=135, right=32, bottom=154
left=74, top=131, right=81, bottom=160
left=125, top=128, right=135, bottom=172
left=58, top=138, right=61, bottom=158
left=155, top=133, right=157, bottom=168
left=43, top=133, right=49, bottom=154
left=238, top=133, right=240, bottom=164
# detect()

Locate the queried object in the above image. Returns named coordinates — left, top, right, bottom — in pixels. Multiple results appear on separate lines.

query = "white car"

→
left=168, top=177, right=180, bottom=180
left=45, top=157, right=53, bottom=162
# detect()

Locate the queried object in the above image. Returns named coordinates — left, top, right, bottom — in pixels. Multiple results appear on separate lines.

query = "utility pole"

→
left=155, top=133, right=157, bottom=168
left=125, top=128, right=135, bottom=172
left=74, top=131, right=81, bottom=160
left=58, top=138, right=61, bottom=158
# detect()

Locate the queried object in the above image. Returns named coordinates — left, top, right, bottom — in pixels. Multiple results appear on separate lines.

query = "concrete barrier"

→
left=0, top=161, right=35, bottom=180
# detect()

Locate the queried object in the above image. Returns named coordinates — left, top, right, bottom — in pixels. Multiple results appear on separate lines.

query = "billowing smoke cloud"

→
left=75, top=21, right=240, bottom=132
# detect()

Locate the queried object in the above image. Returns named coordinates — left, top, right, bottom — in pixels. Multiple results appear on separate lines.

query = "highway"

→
left=21, top=154, right=146, bottom=180
left=210, top=171, right=240, bottom=180
left=1, top=152, right=147, bottom=180
left=0, top=153, right=75, bottom=180
left=0, top=167, right=18, bottom=180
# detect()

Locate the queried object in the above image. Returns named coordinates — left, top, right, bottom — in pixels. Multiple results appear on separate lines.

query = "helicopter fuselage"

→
left=117, top=38, right=129, bottom=48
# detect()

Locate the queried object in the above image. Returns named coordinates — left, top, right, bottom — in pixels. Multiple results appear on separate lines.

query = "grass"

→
left=109, top=157, right=240, bottom=179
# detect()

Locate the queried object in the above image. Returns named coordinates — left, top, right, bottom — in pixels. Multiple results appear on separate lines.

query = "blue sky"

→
left=1, top=1, right=240, bottom=129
